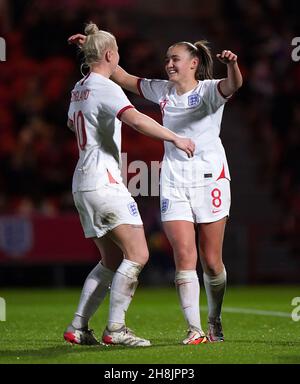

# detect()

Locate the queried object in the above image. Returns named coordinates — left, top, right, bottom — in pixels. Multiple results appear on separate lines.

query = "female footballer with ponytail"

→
left=69, top=32, right=243, bottom=345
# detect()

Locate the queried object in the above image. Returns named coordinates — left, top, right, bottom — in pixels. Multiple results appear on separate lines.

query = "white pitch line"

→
left=202, top=306, right=291, bottom=318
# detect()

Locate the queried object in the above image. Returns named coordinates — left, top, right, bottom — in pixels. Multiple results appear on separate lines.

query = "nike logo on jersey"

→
left=212, top=209, right=222, bottom=214
left=159, top=98, right=168, bottom=117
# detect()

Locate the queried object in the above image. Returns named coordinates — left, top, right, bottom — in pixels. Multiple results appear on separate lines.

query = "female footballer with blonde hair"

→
left=64, top=23, right=195, bottom=347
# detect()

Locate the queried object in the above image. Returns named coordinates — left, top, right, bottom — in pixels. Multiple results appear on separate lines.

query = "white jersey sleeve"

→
left=68, top=102, right=74, bottom=122
left=99, top=81, right=134, bottom=119
left=202, top=79, right=230, bottom=111
left=67, top=81, right=77, bottom=123
left=67, top=96, right=76, bottom=132
left=137, top=78, right=170, bottom=104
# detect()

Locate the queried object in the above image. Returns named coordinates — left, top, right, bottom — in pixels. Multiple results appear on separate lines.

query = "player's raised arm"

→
left=68, top=33, right=86, bottom=47
left=120, top=108, right=195, bottom=158
left=216, top=50, right=243, bottom=97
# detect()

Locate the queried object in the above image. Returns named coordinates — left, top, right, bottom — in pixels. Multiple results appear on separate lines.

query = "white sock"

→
left=203, top=268, right=227, bottom=322
left=175, top=270, right=202, bottom=332
left=108, top=259, right=143, bottom=331
left=72, top=262, right=114, bottom=329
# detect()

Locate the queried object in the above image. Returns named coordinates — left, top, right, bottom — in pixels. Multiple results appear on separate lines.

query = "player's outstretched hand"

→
left=173, top=137, right=195, bottom=158
left=68, top=34, right=86, bottom=47
left=216, top=50, right=238, bottom=65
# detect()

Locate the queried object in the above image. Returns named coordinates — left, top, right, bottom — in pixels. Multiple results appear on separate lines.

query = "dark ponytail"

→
left=194, top=40, right=213, bottom=80
left=171, top=41, right=213, bottom=80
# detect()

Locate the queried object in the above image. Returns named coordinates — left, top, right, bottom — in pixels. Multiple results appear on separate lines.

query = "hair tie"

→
left=185, top=42, right=199, bottom=51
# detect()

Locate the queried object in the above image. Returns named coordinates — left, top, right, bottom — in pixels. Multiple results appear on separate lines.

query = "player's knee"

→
left=127, top=246, right=149, bottom=266
left=175, top=248, right=197, bottom=269
left=203, top=258, right=224, bottom=276
left=140, top=247, right=149, bottom=265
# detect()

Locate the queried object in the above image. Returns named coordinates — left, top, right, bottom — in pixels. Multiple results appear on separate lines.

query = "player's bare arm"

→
left=68, top=33, right=86, bottom=47
left=216, top=50, right=243, bottom=97
left=120, top=108, right=195, bottom=158
left=111, top=66, right=139, bottom=95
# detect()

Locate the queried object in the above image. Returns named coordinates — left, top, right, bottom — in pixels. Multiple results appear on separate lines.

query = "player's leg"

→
left=102, top=223, right=151, bottom=346
left=71, top=235, right=122, bottom=329
left=163, top=220, right=207, bottom=344
left=197, top=217, right=227, bottom=342
left=64, top=235, right=122, bottom=345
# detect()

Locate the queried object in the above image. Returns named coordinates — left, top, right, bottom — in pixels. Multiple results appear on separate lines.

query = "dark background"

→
left=0, top=0, right=299, bottom=286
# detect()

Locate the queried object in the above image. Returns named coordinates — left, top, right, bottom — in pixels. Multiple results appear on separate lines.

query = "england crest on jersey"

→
left=188, top=93, right=200, bottom=107
left=127, top=202, right=138, bottom=216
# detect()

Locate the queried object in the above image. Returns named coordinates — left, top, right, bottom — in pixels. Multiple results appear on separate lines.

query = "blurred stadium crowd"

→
left=0, top=0, right=299, bottom=257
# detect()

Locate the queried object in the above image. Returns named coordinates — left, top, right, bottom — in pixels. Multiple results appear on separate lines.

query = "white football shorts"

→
left=160, top=178, right=231, bottom=223
left=73, top=183, right=143, bottom=238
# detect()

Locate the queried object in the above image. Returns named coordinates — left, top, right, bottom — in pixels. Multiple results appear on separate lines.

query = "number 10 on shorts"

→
left=0, top=297, right=6, bottom=321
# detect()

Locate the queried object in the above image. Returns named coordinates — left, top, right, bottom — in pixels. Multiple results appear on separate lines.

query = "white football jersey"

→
left=138, top=78, right=231, bottom=187
left=68, top=72, right=134, bottom=192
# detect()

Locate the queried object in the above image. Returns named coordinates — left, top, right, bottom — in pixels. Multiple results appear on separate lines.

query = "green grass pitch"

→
left=0, top=286, right=299, bottom=364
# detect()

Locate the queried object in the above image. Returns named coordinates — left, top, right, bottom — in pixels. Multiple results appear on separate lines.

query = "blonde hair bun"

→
left=81, top=22, right=116, bottom=67
left=84, top=23, right=100, bottom=36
